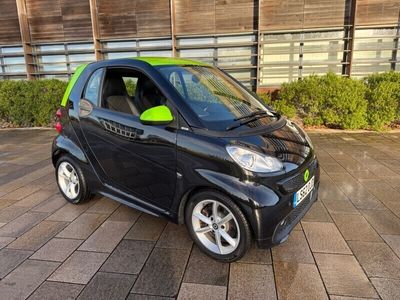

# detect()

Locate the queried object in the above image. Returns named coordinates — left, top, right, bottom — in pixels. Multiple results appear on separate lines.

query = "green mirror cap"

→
left=140, top=105, right=174, bottom=124
left=61, top=64, right=88, bottom=107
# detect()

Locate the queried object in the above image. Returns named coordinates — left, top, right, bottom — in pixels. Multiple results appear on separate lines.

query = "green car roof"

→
left=61, top=57, right=208, bottom=107
left=131, top=57, right=209, bottom=67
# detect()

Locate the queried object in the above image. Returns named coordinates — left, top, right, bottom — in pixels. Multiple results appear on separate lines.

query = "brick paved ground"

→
left=0, top=129, right=400, bottom=300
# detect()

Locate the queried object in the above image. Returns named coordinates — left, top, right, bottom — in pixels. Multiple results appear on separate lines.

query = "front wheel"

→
left=185, top=190, right=252, bottom=262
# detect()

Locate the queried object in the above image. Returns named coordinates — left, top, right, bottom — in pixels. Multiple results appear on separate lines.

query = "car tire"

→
left=185, top=190, right=252, bottom=262
left=55, top=155, right=91, bottom=204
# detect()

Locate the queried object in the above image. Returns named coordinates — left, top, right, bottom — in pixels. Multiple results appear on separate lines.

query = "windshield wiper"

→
left=212, top=91, right=251, bottom=106
left=234, top=110, right=270, bottom=121
left=226, top=113, right=270, bottom=131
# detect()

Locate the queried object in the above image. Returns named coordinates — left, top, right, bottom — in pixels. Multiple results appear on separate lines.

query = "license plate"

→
left=293, top=176, right=314, bottom=207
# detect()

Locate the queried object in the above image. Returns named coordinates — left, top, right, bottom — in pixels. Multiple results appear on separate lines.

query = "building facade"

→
left=0, top=0, right=399, bottom=91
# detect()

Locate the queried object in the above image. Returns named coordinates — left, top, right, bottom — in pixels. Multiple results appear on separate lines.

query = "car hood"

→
left=223, top=120, right=313, bottom=168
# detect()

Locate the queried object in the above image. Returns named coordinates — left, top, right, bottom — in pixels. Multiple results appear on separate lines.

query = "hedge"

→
left=259, top=71, right=400, bottom=130
left=0, top=79, right=67, bottom=127
left=0, top=71, right=399, bottom=130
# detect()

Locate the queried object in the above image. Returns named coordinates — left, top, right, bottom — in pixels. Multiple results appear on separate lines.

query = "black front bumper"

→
left=257, top=184, right=318, bottom=248
left=247, top=158, right=320, bottom=249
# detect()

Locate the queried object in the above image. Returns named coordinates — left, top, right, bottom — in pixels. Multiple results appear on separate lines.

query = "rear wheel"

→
left=185, top=190, right=251, bottom=262
left=56, top=155, right=91, bottom=204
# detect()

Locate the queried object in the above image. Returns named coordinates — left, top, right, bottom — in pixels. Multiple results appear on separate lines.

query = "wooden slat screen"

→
left=260, top=0, right=349, bottom=31
left=97, top=0, right=171, bottom=39
left=356, top=0, right=400, bottom=26
left=26, top=0, right=92, bottom=43
left=0, top=0, right=22, bottom=44
left=303, top=0, right=349, bottom=29
left=175, top=0, right=255, bottom=35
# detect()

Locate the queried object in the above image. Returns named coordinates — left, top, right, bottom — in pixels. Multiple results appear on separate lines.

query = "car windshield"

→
left=157, top=65, right=276, bottom=131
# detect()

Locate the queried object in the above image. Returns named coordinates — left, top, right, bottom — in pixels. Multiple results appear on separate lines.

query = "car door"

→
left=77, top=67, right=177, bottom=209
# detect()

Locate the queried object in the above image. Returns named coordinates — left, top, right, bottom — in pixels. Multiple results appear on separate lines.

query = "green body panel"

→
left=140, top=105, right=174, bottom=124
left=61, top=64, right=88, bottom=107
left=132, top=57, right=209, bottom=67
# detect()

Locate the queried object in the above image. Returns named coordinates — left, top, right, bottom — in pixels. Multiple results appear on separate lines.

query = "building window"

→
left=177, top=34, right=257, bottom=89
left=102, top=38, right=172, bottom=60
left=351, top=28, right=398, bottom=78
left=0, top=46, right=26, bottom=80
left=33, top=42, right=95, bottom=79
left=259, top=30, right=345, bottom=87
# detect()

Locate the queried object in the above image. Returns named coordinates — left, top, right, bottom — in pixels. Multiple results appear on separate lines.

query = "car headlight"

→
left=226, top=145, right=283, bottom=173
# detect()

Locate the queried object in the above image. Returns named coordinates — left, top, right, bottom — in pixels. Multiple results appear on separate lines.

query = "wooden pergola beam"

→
left=15, top=0, right=35, bottom=80
left=345, top=0, right=357, bottom=76
left=89, top=0, right=103, bottom=60
left=170, top=0, right=177, bottom=57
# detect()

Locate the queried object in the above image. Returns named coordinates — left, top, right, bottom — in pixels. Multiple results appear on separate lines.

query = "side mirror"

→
left=140, top=105, right=174, bottom=125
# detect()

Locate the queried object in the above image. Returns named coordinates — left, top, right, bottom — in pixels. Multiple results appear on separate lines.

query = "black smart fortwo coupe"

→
left=52, top=57, right=319, bottom=262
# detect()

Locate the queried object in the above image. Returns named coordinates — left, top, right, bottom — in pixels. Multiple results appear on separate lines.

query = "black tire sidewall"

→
left=185, top=190, right=252, bottom=262
left=55, top=155, right=89, bottom=204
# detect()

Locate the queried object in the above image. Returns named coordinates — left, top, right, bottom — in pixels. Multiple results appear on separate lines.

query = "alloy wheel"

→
left=191, top=199, right=240, bottom=255
left=57, top=161, right=80, bottom=200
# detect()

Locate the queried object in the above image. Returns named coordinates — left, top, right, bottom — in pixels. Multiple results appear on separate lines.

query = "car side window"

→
left=101, top=68, right=167, bottom=116
left=84, top=68, right=104, bottom=106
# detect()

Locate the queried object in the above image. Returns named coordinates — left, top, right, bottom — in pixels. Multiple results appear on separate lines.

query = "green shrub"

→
left=364, top=71, right=400, bottom=129
left=277, top=72, right=368, bottom=129
left=257, top=92, right=297, bottom=118
left=0, top=79, right=67, bottom=127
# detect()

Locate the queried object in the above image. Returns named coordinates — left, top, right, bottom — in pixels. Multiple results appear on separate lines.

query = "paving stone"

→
left=108, top=205, right=141, bottom=223
left=274, top=261, right=328, bottom=300
left=100, top=240, right=154, bottom=274
left=0, top=248, right=32, bottom=278
left=348, top=241, right=400, bottom=279
left=228, top=263, right=276, bottom=300
left=183, top=246, right=229, bottom=286
left=127, top=295, right=173, bottom=300
left=302, top=221, right=351, bottom=254
left=321, top=197, right=360, bottom=215
left=303, top=201, right=333, bottom=222
left=361, top=209, right=400, bottom=235
left=28, top=281, right=84, bottom=300
left=331, top=213, right=382, bottom=242
left=0, top=236, right=14, bottom=249
left=156, top=222, right=193, bottom=250
left=272, top=230, right=314, bottom=264
left=46, top=201, right=94, bottom=222
left=177, top=283, right=226, bottom=300
left=7, top=220, right=67, bottom=251
left=86, top=197, right=120, bottom=215
left=48, top=251, right=108, bottom=284
left=240, top=242, right=272, bottom=264
left=3, top=184, right=41, bottom=200
left=382, top=234, right=400, bottom=256
left=329, top=296, right=374, bottom=300
left=0, top=205, right=30, bottom=223
left=0, top=211, right=48, bottom=238
left=78, top=272, right=136, bottom=300
left=370, top=278, right=400, bottom=300
left=32, top=194, right=66, bottom=213
left=125, top=213, right=167, bottom=241
left=0, top=198, right=16, bottom=210
left=0, top=259, right=59, bottom=300
left=132, top=247, right=190, bottom=297
left=13, top=189, right=54, bottom=208
left=30, top=238, right=82, bottom=262
left=314, top=253, right=378, bottom=298
left=78, top=220, right=132, bottom=253
left=56, top=213, right=107, bottom=239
